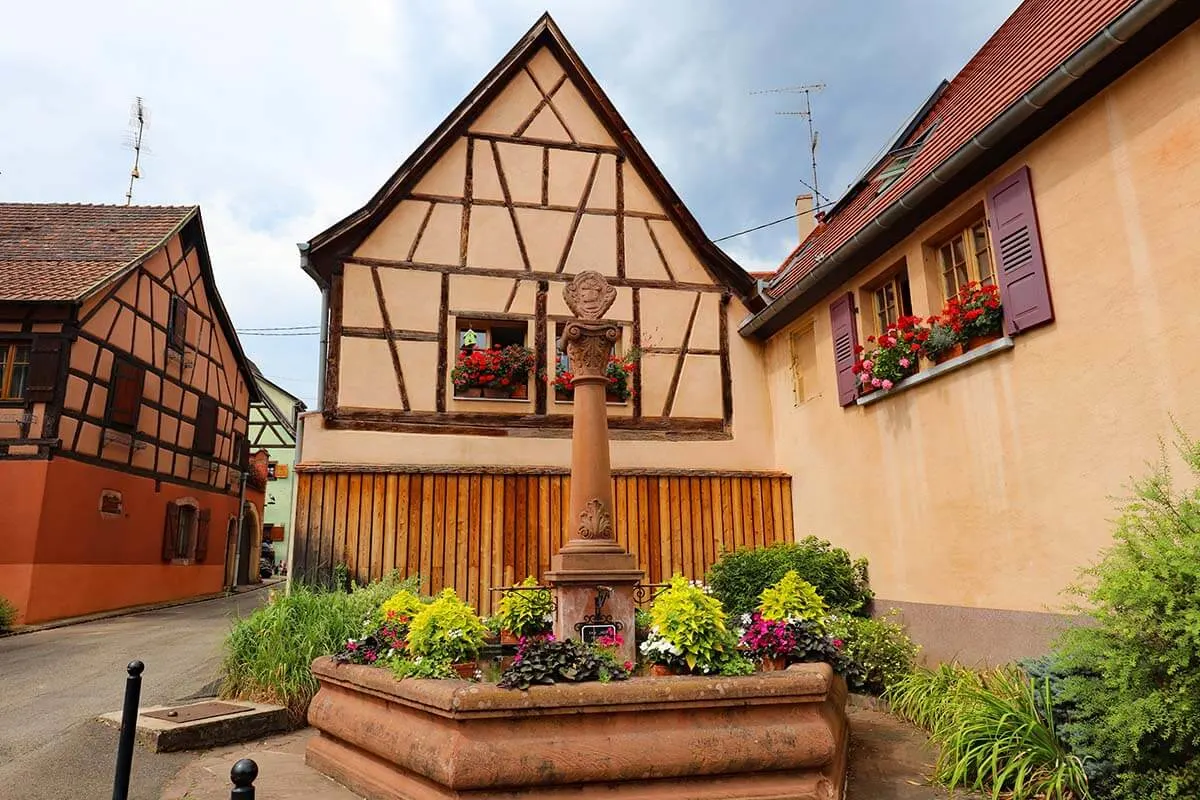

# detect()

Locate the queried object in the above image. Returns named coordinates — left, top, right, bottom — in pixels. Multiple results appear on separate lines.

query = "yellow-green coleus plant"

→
left=759, top=570, right=828, bottom=631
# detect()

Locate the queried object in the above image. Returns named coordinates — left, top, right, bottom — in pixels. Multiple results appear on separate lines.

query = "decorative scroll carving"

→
left=563, top=270, right=616, bottom=320
left=562, top=321, right=620, bottom=378
left=577, top=497, right=613, bottom=540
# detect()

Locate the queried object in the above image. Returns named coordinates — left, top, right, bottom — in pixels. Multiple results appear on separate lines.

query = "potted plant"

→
left=406, top=588, right=488, bottom=679
left=496, top=576, right=554, bottom=643
left=552, top=350, right=639, bottom=404
left=758, top=570, right=829, bottom=632
left=640, top=575, right=734, bottom=675
left=376, top=588, right=424, bottom=624
left=497, top=636, right=630, bottom=689
left=482, top=615, right=503, bottom=646
left=739, top=612, right=797, bottom=671
left=451, top=344, right=535, bottom=399
left=920, top=317, right=964, bottom=365
left=946, top=282, right=1003, bottom=350
left=851, top=315, right=924, bottom=394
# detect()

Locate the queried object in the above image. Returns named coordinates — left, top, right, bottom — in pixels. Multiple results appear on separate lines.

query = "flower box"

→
left=482, top=384, right=528, bottom=400
left=966, top=332, right=1001, bottom=351
left=760, top=656, right=788, bottom=672
left=931, top=342, right=964, bottom=364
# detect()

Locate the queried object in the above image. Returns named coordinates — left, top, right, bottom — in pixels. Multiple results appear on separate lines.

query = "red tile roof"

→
left=768, top=0, right=1135, bottom=296
left=0, top=203, right=195, bottom=301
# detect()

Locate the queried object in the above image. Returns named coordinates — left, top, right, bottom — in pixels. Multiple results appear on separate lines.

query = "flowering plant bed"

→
left=451, top=344, right=534, bottom=398
left=553, top=350, right=639, bottom=403
left=852, top=315, right=924, bottom=393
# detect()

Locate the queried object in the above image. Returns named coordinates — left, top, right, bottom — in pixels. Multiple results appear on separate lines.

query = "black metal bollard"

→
left=230, top=758, right=258, bottom=798
left=111, top=660, right=144, bottom=800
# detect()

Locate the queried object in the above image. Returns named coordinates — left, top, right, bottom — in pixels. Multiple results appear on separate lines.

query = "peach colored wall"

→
left=314, top=44, right=776, bottom=471
left=765, top=24, right=1200, bottom=615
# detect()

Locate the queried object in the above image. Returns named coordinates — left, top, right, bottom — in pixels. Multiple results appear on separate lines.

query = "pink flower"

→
left=833, top=638, right=844, bottom=649
left=881, top=379, right=893, bottom=390
left=862, top=359, right=874, bottom=370
left=899, top=357, right=910, bottom=368
left=871, top=378, right=882, bottom=388
left=346, top=641, right=358, bottom=651
left=623, top=661, right=633, bottom=671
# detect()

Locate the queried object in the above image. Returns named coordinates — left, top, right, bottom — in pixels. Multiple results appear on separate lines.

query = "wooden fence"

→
left=292, top=468, right=793, bottom=615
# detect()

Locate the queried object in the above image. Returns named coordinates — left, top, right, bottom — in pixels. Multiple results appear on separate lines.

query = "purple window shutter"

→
left=829, top=292, right=859, bottom=407
left=986, top=166, right=1053, bottom=335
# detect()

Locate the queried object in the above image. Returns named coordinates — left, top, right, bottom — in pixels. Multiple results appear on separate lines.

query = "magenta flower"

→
left=881, top=379, right=893, bottom=390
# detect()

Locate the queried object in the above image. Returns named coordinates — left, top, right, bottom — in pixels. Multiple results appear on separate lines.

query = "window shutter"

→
left=194, top=396, right=217, bottom=456
left=169, top=296, right=188, bottom=351
left=195, top=509, right=211, bottom=563
left=829, top=292, right=860, bottom=407
left=108, top=360, right=145, bottom=430
left=26, top=338, right=63, bottom=402
left=986, top=166, right=1053, bottom=334
left=162, top=503, right=180, bottom=561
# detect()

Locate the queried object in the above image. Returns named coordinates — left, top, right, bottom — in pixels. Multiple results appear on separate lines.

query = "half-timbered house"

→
left=0, top=203, right=264, bottom=624
left=247, top=361, right=306, bottom=566
left=292, top=15, right=792, bottom=612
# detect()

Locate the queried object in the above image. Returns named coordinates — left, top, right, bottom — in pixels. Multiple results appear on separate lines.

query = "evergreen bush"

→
left=1047, top=431, right=1200, bottom=799
left=706, top=538, right=872, bottom=617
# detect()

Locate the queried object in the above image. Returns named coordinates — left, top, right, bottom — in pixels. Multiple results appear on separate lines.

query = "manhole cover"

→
left=143, top=701, right=252, bottom=724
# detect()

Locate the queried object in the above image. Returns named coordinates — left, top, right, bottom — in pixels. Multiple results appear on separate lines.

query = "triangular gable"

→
left=306, top=13, right=758, bottom=304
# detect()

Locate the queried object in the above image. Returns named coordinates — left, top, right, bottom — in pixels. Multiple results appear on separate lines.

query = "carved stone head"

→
left=563, top=271, right=616, bottom=320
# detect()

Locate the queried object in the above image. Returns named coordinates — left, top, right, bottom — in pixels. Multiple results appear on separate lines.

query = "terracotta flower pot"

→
left=966, top=331, right=1001, bottom=351
left=932, top=343, right=964, bottom=364
left=452, top=661, right=478, bottom=680
left=650, top=664, right=678, bottom=677
left=760, top=656, right=788, bottom=672
left=500, top=630, right=519, bottom=646
left=458, top=387, right=483, bottom=398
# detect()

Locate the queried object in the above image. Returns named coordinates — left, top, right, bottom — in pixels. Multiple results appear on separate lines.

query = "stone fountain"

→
left=304, top=273, right=848, bottom=800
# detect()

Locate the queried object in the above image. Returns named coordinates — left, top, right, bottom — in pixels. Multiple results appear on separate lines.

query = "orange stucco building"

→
left=291, top=1, right=1200, bottom=661
left=0, top=204, right=265, bottom=625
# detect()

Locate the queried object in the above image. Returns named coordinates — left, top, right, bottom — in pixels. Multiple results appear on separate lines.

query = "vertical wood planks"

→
left=292, top=470, right=794, bottom=604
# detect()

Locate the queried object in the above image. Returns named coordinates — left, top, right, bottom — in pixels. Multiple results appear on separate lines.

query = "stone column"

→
left=545, top=272, right=643, bottom=665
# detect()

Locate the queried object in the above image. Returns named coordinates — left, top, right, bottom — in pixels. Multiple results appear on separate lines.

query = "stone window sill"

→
left=856, top=336, right=1014, bottom=407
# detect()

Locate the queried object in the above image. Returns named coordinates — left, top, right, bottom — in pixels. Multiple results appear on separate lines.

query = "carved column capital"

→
left=561, top=321, right=620, bottom=381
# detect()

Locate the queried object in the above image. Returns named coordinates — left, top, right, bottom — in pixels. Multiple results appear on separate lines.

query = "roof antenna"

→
left=751, top=83, right=827, bottom=206
left=123, top=97, right=149, bottom=206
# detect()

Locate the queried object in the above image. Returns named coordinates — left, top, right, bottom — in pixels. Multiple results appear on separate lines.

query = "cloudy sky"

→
left=1, top=0, right=1019, bottom=407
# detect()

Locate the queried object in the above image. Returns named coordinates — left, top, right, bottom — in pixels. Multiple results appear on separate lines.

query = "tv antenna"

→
left=751, top=83, right=827, bottom=205
left=123, top=97, right=150, bottom=205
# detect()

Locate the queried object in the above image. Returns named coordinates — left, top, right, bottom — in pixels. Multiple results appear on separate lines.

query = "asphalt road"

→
left=0, top=588, right=268, bottom=800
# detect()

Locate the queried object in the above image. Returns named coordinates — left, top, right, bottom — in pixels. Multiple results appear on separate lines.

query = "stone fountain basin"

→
left=306, top=656, right=848, bottom=800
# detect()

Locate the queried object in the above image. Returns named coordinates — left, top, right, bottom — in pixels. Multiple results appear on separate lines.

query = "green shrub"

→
left=390, top=655, right=455, bottom=680
left=645, top=574, right=734, bottom=673
left=1047, top=431, right=1200, bottom=800
left=706, top=537, right=872, bottom=617
left=826, top=611, right=919, bottom=695
left=496, top=576, right=554, bottom=637
left=0, top=595, right=16, bottom=631
left=758, top=570, right=827, bottom=627
left=890, top=664, right=1090, bottom=800
left=377, top=588, right=424, bottom=623
left=221, top=573, right=418, bottom=721
left=407, top=588, right=487, bottom=664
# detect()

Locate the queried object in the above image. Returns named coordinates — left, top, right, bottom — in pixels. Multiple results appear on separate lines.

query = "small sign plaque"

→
left=99, top=490, right=124, bottom=518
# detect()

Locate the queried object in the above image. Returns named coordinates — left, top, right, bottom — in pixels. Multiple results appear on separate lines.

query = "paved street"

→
left=0, top=588, right=268, bottom=800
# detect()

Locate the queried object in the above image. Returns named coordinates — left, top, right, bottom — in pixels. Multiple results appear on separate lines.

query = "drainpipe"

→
left=741, top=0, right=1181, bottom=339
left=284, top=412, right=304, bottom=595
left=232, top=469, right=248, bottom=589
left=298, top=242, right=329, bottom=411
